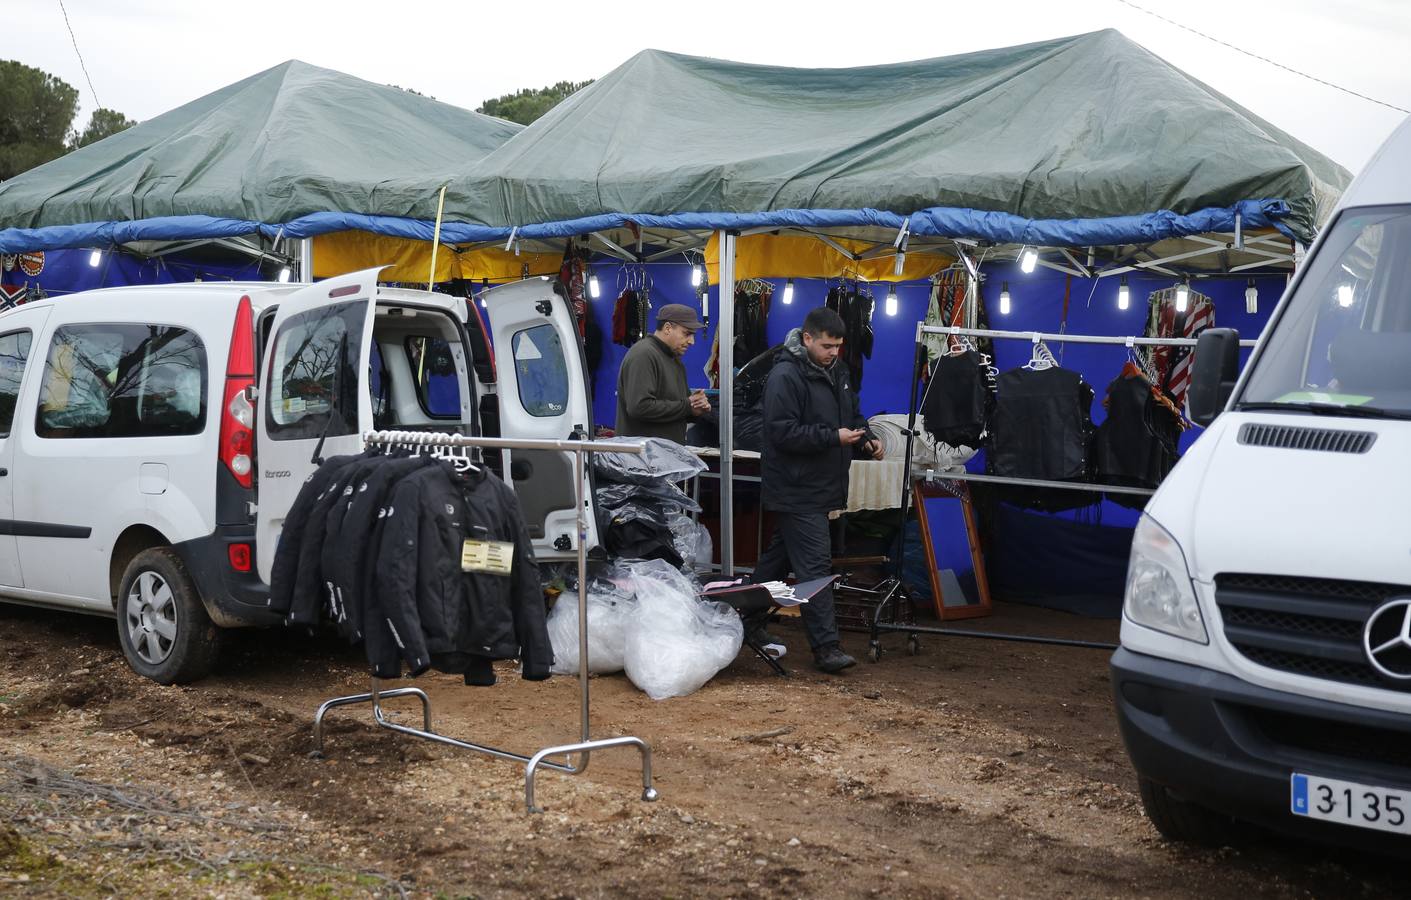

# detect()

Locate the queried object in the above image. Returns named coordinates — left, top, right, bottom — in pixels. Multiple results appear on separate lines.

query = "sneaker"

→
left=813, top=643, right=856, bottom=674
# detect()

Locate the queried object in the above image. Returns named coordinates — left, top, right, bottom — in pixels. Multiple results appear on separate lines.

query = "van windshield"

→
left=1238, top=205, right=1411, bottom=419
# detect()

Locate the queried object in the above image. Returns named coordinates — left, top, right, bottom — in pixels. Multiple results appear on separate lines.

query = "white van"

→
left=0, top=268, right=597, bottom=683
left=1113, top=118, right=1411, bottom=853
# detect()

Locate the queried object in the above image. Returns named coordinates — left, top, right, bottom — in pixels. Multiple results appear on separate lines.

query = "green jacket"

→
left=615, top=335, right=692, bottom=443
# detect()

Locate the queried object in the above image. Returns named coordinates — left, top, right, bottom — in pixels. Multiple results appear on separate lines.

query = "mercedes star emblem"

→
left=1364, top=597, right=1411, bottom=681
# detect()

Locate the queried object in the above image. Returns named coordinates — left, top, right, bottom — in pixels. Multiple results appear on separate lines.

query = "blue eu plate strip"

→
left=1291, top=773, right=1309, bottom=815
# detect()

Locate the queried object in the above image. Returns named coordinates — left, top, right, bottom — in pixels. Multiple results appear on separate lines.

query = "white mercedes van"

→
left=0, top=268, right=597, bottom=683
left=1113, top=118, right=1411, bottom=853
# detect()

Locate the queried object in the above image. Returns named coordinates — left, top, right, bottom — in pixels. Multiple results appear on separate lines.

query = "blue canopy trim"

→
left=0, top=199, right=1293, bottom=254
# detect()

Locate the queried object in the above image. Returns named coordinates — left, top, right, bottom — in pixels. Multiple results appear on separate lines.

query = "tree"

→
left=477, top=80, right=594, bottom=126
left=71, top=107, right=135, bottom=149
left=0, top=59, right=79, bottom=179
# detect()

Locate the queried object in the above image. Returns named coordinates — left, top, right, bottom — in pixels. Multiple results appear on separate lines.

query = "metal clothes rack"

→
left=874, top=323, right=1257, bottom=654
left=312, top=430, right=659, bottom=814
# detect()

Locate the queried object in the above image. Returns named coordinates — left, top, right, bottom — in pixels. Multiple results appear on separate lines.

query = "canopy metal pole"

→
left=297, top=238, right=313, bottom=282
left=718, top=230, right=738, bottom=575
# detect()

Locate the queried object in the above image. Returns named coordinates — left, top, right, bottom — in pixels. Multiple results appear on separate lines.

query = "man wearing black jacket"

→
left=756, top=307, right=880, bottom=673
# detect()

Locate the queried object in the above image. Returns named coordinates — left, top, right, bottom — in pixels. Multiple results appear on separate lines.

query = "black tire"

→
left=115, top=547, right=222, bottom=685
left=1138, top=776, right=1240, bottom=847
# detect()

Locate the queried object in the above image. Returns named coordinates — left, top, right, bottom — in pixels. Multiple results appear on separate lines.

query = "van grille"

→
left=1233, top=704, right=1411, bottom=772
left=1216, top=573, right=1411, bottom=693
left=1236, top=423, right=1375, bottom=453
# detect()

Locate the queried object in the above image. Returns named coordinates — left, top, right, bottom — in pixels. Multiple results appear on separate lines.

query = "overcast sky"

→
left=11, top=0, right=1410, bottom=173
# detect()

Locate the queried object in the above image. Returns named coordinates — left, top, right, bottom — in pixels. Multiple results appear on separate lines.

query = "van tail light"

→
left=220, top=295, right=256, bottom=489
left=227, top=542, right=252, bottom=572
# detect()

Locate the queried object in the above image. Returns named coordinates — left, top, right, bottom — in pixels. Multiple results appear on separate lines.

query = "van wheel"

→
left=1138, top=776, right=1239, bottom=847
left=115, top=548, right=222, bottom=685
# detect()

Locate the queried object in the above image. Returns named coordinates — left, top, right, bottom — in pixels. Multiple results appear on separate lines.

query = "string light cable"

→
left=58, top=0, right=102, bottom=108
left=1116, top=0, right=1409, bottom=114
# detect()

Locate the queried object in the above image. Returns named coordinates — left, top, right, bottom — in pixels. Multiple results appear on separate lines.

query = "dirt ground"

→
left=1, top=600, right=1405, bottom=899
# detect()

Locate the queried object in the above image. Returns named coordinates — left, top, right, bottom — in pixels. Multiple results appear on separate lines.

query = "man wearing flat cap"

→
left=615, top=303, right=710, bottom=443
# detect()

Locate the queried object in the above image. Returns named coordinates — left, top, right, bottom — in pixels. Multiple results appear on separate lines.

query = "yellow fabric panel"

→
left=704, top=232, right=949, bottom=284
left=311, top=231, right=559, bottom=283
left=458, top=246, right=561, bottom=282
left=312, top=231, right=458, bottom=283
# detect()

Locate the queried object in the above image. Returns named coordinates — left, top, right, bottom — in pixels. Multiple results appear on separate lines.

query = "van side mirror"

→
left=1187, top=328, right=1240, bottom=426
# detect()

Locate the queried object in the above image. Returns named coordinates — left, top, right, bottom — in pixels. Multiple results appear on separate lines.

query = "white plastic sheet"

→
left=668, top=513, right=713, bottom=571
left=621, top=559, right=742, bottom=700
left=547, top=564, right=636, bottom=675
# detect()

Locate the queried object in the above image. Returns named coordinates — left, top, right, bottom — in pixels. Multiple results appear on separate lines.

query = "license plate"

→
left=1291, top=773, right=1411, bottom=836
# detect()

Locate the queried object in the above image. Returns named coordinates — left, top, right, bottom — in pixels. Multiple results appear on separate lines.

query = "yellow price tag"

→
left=461, top=540, right=514, bottom=575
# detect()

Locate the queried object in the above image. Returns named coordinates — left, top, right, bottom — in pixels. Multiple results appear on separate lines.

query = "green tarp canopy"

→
left=443, top=29, right=1349, bottom=246
left=0, top=60, right=521, bottom=249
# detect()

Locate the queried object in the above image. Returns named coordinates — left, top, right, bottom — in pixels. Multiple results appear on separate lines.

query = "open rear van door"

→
left=254, top=268, right=383, bottom=583
left=482, top=277, right=599, bottom=559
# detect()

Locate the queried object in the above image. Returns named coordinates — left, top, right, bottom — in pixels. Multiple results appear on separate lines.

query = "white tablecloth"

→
left=688, top=447, right=907, bottom=512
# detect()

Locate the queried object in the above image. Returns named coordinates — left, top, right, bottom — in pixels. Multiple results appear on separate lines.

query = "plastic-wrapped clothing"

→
left=320, top=455, right=437, bottom=642
left=922, top=350, right=991, bottom=449
left=547, top=563, right=637, bottom=675
left=592, top=436, right=705, bottom=485
left=621, top=559, right=742, bottom=700
left=373, top=462, right=552, bottom=679
left=602, top=502, right=683, bottom=567
left=595, top=479, right=700, bottom=516
left=268, top=452, right=363, bottom=616
left=1094, top=369, right=1182, bottom=509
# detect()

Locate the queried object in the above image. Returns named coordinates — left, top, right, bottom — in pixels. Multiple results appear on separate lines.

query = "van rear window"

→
left=265, top=301, right=364, bottom=441
left=511, top=324, right=569, bottom=418
left=0, top=329, right=32, bottom=437
left=35, top=324, right=207, bottom=439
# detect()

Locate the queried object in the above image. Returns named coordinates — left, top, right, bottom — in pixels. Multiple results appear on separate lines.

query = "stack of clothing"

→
left=270, top=450, right=553, bottom=685
left=593, top=438, right=710, bottom=569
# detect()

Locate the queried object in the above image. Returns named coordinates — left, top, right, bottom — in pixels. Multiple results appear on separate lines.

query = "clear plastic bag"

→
left=668, top=512, right=713, bottom=571
left=592, top=437, right=706, bottom=485
left=547, top=563, right=636, bottom=675
left=622, top=559, right=742, bottom=700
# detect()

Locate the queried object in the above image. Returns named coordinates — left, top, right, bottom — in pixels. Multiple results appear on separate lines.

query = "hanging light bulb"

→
left=588, top=272, right=601, bottom=299
left=1174, top=277, right=1189, bottom=312
left=691, top=263, right=703, bottom=288
left=999, top=282, right=1011, bottom=316
left=1117, top=275, right=1130, bottom=311
left=1019, top=247, right=1038, bottom=274
left=885, top=285, right=898, bottom=317
left=782, top=278, right=795, bottom=305
left=479, top=277, right=490, bottom=308
left=277, top=266, right=292, bottom=283
left=1337, top=283, right=1355, bottom=308
left=1244, top=278, right=1258, bottom=314
left=88, top=248, right=102, bottom=267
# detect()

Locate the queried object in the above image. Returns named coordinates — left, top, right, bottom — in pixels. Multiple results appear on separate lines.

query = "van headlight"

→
left=1124, top=515, right=1207, bottom=644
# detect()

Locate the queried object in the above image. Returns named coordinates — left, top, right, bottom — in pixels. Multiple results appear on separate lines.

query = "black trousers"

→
left=752, top=511, right=839, bottom=650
